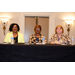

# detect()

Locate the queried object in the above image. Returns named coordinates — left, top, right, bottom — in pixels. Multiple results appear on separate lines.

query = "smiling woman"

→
left=49, top=25, right=71, bottom=45
left=4, top=23, right=25, bottom=44
left=29, top=25, right=47, bottom=44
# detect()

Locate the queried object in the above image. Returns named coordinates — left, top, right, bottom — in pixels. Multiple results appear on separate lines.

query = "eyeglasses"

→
left=13, top=27, right=17, bottom=28
left=36, top=28, right=40, bottom=30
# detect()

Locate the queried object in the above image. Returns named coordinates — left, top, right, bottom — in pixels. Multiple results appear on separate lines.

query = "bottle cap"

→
left=11, top=37, right=14, bottom=39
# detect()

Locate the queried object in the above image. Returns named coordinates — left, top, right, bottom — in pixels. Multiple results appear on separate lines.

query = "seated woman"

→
left=29, top=25, right=47, bottom=44
left=49, top=25, right=71, bottom=44
left=4, top=23, right=25, bottom=43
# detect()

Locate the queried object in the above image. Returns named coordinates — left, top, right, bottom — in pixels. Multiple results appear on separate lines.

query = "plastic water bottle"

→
left=42, top=36, right=45, bottom=44
left=11, top=36, right=14, bottom=44
left=71, top=36, right=74, bottom=45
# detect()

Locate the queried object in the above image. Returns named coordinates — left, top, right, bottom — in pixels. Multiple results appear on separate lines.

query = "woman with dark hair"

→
left=29, top=25, right=47, bottom=44
left=4, top=23, right=24, bottom=43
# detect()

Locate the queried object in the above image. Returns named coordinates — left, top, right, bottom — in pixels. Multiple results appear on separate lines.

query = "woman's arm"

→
left=49, top=34, right=55, bottom=44
left=50, top=41, right=61, bottom=44
left=49, top=34, right=61, bottom=44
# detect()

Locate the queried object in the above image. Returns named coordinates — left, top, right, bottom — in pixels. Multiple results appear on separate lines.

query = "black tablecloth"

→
left=0, top=44, right=75, bottom=62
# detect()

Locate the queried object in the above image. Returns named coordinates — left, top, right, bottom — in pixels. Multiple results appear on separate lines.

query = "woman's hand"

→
left=50, top=41, right=61, bottom=44
left=55, top=41, right=61, bottom=44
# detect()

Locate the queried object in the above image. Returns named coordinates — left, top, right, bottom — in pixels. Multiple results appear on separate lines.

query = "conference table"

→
left=0, top=43, right=75, bottom=62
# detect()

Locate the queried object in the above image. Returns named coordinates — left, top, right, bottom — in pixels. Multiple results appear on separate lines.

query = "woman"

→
left=29, top=25, right=47, bottom=44
left=49, top=25, right=71, bottom=44
left=4, top=23, right=25, bottom=43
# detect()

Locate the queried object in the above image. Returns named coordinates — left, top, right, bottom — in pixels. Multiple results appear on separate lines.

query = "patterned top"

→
left=49, top=33, right=71, bottom=44
left=29, top=34, right=47, bottom=44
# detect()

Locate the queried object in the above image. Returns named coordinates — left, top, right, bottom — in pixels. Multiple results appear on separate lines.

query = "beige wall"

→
left=0, top=12, right=20, bottom=42
left=55, top=12, right=75, bottom=42
left=19, top=12, right=55, bottom=42
left=0, top=12, right=75, bottom=42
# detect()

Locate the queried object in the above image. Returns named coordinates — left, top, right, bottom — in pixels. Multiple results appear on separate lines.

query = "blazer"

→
left=29, top=34, right=47, bottom=44
left=4, top=31, right=25, bottom=43
left=49, top=33, right=71, bottom=44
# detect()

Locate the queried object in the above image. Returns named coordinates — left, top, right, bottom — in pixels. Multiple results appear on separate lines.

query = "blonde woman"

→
left=49, top=25, right=71, bottom=44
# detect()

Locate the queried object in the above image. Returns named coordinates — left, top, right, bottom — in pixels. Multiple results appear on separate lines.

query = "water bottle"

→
left=11, top=36, right=15, bottom=44
left=71, top=36, right=74, bottom=45
left=42, top=36, right=45, bottom=44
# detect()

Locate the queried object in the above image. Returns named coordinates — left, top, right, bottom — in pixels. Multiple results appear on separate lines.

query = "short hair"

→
left=34, top=25, right=42, bottom=33
left=55, top=25, right=64, bottom=34
left=9, top=23, right=20, bottom=31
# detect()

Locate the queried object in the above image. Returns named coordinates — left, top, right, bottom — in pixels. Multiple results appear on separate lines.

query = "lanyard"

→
left=58, top=37, right=60, bottom=41
left=36, top=38, right=39, bottom=42
left=35, top=34, right=40, bottom=42
left=57, top=35, right=61, bottom=41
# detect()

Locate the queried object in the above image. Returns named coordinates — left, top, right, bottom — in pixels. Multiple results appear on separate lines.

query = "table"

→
left=0, top=44, right=75, bottom=62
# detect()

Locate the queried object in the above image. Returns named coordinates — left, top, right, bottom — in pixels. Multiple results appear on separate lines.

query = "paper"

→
left=0, top=42, right=9, bottom=44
